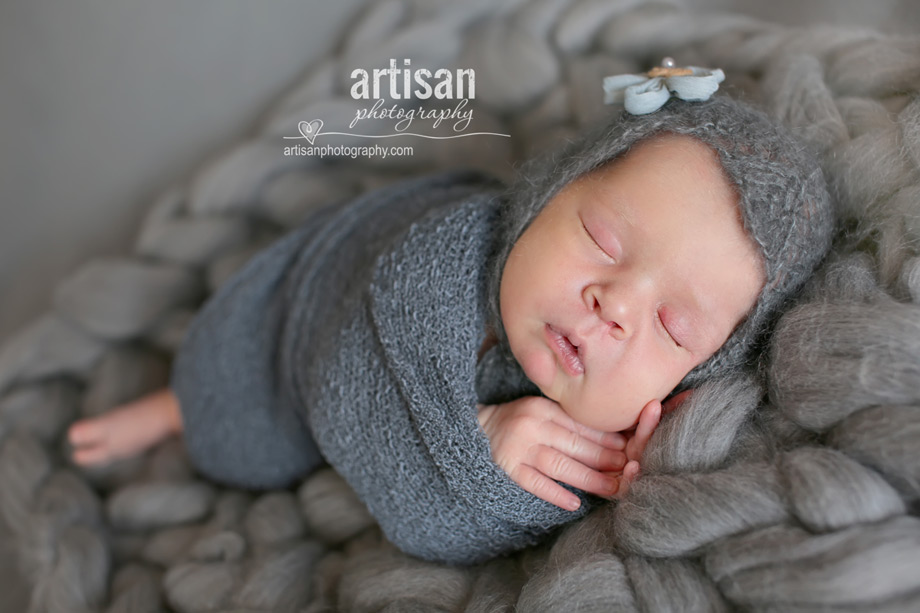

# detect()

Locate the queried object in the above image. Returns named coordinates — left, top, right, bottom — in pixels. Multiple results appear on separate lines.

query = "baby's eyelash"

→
left=656, top=310, right=683, bottom=348
left=582, top=221, right=614, bottom=260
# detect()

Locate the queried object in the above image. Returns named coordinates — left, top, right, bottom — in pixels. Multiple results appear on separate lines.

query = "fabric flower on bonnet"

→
left=603, top=57, right=725, bottom=115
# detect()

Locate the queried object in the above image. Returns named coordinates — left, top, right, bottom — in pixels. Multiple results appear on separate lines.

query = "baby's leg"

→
left=68, top=387, right=183, bottom=466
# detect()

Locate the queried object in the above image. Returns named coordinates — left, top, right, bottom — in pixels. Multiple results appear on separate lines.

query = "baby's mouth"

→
left=545, top=324, right=585, bottom=376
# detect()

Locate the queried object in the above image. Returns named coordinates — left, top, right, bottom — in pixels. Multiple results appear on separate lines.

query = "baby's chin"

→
left=518, top=350, right=647, bottom=432
left=553, top=395, right=641, bottom=433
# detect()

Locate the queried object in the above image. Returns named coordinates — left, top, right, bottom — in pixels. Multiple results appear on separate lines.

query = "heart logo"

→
left=297, top=119, right=323, bottom=144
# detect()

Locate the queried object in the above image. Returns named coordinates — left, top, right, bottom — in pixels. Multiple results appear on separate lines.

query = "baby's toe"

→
left=68, top=420, right=102, bottom=447
left=71, top=444, right=111, bottom=467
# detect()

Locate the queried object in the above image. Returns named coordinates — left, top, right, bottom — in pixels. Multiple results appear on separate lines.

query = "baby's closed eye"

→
left=655, top=309, right=683, bottom=347
left=580, top=215, right=621, bottom=262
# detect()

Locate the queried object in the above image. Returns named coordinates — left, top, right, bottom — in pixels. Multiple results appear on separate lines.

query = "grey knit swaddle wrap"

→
left=171, top=171, right=590, bottom=565
left=488, top=96, right=837, bottom=388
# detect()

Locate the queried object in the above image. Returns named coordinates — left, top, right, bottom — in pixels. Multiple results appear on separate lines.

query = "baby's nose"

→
left=607, top=318, right=629, bottom=341
left=585, top=286, right=628, bottom=338
left=584, top=279, right=651, bottom=339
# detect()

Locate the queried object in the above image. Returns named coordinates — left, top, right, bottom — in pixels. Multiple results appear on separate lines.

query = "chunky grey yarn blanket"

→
left=2, top=1, right=920, bottom=611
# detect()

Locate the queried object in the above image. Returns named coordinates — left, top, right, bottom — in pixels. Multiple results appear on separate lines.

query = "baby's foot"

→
left=68, top=389, right=181, bottom=466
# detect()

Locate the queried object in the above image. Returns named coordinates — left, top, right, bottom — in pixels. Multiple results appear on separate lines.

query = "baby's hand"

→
left=477, top=396, right=628, bottom=511
left=612, top=389, right=693, bottom=498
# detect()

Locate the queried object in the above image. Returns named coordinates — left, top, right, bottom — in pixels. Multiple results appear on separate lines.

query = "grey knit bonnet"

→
left=488, top=95, right=836, bottom=389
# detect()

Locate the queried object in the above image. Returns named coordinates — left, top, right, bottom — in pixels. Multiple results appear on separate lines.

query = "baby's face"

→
left=500, top=134, right=765, bottom=433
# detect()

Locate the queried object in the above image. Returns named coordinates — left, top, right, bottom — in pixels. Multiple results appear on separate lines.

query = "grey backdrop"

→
left=0, top=0, right=367, bottom=345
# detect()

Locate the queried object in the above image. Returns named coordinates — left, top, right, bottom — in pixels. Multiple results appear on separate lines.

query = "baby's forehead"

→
left=598, top=132, right=730, bottom=180
left=595, top=135, right=754, bottom=237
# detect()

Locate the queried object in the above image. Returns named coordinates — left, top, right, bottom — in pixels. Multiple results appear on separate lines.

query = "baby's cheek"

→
left=517, top=346, right=557, bottom=397
left=591, top=375, right=651, bottom=432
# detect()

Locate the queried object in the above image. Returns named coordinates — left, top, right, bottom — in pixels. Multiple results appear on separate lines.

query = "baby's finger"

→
left=611, top=460, right=641, bottom=499
left=544, top=421, right=626, bottom=471
left=627, top=399, right=661, bottom=460
left=576, top=423, right=627, bottom=450
left=636, top=399, right=662, bottom=441
left=549, top=412, right=627, bottom=450
left=663, top=389, right=693, bottom=414
left=532, top=447, right=618, bottom=499
left=511, top=464, right=583, bottom=511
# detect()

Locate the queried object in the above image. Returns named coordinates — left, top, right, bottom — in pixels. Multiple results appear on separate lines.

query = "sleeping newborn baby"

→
left=478, top=131, right=765, bottom=512
left=67, top=95, right=835, bottom=565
